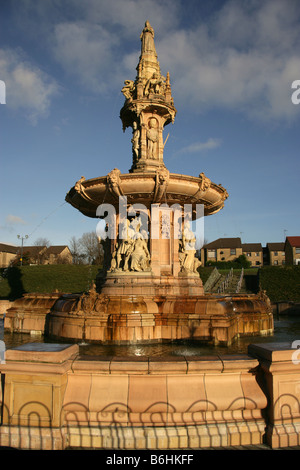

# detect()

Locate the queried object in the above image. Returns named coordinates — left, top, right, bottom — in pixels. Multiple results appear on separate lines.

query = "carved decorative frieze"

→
left=107, top=168, right=124, bottom=198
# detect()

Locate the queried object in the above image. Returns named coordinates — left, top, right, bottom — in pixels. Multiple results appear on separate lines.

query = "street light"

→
left=17, top=234, right=29, bottom=266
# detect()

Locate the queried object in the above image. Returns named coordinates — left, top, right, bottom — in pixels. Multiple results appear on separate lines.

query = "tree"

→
left=79, top=232, right=101, bottom=264
left=27, top=238, right=50, bottom=264
left=236, top=254, right=251, bottom=269
left=69, top=236, right=85, bottom=264
left=34, top=237, right=50, bottom=247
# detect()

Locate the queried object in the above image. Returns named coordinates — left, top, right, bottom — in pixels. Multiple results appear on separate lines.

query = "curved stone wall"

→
left=0, top=342, right=299, bottom=450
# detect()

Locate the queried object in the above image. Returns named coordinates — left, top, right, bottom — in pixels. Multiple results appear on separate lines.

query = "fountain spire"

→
left=120, top=21, right=176, bottom=173
left=137, top=20, right=160, bottom=82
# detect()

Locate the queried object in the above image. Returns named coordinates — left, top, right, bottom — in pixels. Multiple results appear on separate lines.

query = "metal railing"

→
left=217, top=268, right=233, bottom=293
left=236, top=268, right=244, bottom=293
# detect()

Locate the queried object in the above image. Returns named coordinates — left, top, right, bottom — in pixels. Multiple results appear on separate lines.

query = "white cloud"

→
left=6, top=215, right=26, bottom=225
left=74, top=0, right=180, bottom=37
left=6, top=0, right=300, bottom=123
left=53, top=22, right=116, bottom=93
left=50, top=0, right=180, bottom=94
left=157, top=0, right=300, bottom=122
left=178, top=138, right=222, bottom=155
left=0, top=48, right=59, bottom=124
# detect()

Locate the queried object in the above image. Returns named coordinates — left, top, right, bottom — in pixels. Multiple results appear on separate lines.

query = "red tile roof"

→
left=286, top=236, right=300, bottom=247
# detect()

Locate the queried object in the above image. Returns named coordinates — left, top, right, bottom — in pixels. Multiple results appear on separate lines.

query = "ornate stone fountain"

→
left=3, top=24, right=297, bottom=453
left=5, top=21, right=273, bottom=345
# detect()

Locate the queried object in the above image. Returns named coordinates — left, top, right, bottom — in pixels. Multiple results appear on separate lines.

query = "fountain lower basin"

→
left=4, top=285, right=273, bottom=347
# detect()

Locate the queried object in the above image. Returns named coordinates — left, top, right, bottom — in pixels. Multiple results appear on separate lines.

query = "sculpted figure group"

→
left=110, top=218, right=151, bottom=273
left=108, top=216, right=200, bottom=275
left=179, top=221, right=201, bottom=274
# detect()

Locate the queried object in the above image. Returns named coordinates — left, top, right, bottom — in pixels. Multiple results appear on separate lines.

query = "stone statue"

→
left=198, top=172, right=211, bottom=192
left=180, top=221, right=199, bottom=274
left=140, top=20, right=156, bottom=55
left=145, top=72, right=165, bottom=96
left=131, top=121, right=140, bottom=161
left=147, top=117, right=159, bottom=159
left=109, top=243, right=117, bottom=272
left=153, top=168, right=169, bottom=202
left=122, top=80, right=135, bottom=101
left=116, top=219, right=135, bottom=271
left=107, top=168, right=124, bottom=198
left=130, top=236, right=150, bottom=271
left=72, top=175, right=95, bottom=203
left=113, top=218, right=151, bottom=272
left=130, top=224, right=151, bottom=272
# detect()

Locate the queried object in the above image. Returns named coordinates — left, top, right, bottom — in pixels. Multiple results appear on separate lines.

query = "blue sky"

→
left=0, top=0, right=299, bottom=250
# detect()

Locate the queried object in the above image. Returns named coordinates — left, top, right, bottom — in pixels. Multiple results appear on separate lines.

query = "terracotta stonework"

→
left=1, top=342, right=299, bottom=449
left=59, top=22, right=272, bottom=346
left=249, top=342, right=300, bottom=448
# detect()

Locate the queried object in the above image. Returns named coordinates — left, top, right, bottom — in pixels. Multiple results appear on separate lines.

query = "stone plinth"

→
left=0, top=343, right=267, bottom=450
left=63, top=354, right=267, bottom=449
left=4, top=292, right=63, bottom=335
left=248, top=342, right=300, bottom=448
left=100, top=272, right=203, bottom=296
left=0, top=343, right=79, bottom=450
left=2, top=341, right=299, bottom=450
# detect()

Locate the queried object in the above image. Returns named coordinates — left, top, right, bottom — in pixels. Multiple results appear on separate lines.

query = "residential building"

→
left=23, top=245, right=73, bottom=265
left=201, top=237, right=300, bottom=267
left=201, top=238, right=243, bottom=264
left=285, top=237, right=300, bottom=265
left=0, top=244, right=73, bottom=266
left=266, top=243, right=285, bottom=266
left=23, top=246, right=48, bottom=265
left=0, top=243, right=19, bottom=268
left=44, top=246, right=73, bottom=264
left=242, top=243, right=263, bottom=266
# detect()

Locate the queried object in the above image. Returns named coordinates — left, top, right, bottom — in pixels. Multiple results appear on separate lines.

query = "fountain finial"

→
left=120, top=22, right=176, bottom=173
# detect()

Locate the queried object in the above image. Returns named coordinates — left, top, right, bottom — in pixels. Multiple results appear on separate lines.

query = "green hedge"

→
left=1, top=264, right=299, bottom=303
left=259, top=266, right=300, bottom=302
left=205, top=254, right=252, bottom=269
left=0, top=265, right=100, bottom=300
left=198, top=266, right=215, bottom=285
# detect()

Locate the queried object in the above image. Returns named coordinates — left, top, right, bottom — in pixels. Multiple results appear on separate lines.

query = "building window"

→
left=247, top=252, right=251, bottom=257
left=255, top=252, right=260, bottom=256
left=230, top=249, right=236, bottom=255
left=274, top=252, right=278, bottom=256
left=207, top=250, right=216, bottom=258
left=274, top=260, right=278, bottom=265
left=296, top=248, right=300, bottom=254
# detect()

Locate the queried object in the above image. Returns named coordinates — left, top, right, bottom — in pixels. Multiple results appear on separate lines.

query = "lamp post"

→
left=17, top=234, right=29, bottom=266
